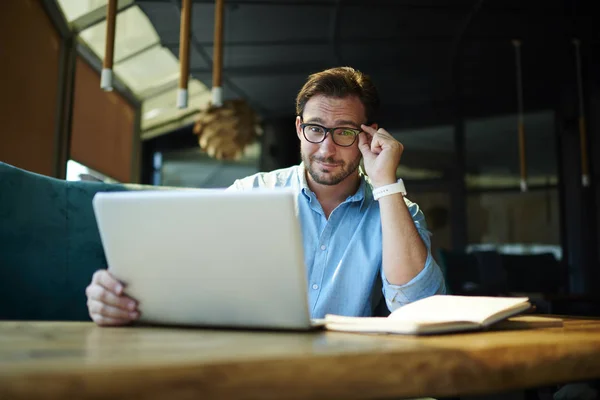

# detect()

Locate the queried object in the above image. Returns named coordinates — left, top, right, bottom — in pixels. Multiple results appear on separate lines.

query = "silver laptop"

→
left=92, top=188, right=319, bottom=330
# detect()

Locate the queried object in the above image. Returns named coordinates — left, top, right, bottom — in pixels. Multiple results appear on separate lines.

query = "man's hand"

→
left=358, top=124, right=404, bottom=188
left=85, top=270, right=140, bottom=326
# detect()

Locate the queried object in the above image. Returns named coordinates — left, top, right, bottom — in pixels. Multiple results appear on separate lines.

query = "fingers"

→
left=368, top=130, right=385, bottom=154
left=92, top=269, right=124, bottom=296
left=360, top=124, right=377, bottom=135
left=88, top=299, right=139, bottom=321
left=85, top=282, right=137, bottom=311
left=361, top=124, right=403, bottom=154
left=87, top=269, right=140, bottom=327
left=361, top=125, right=385, bottom=154
left=86, top=286, right=139, bottom=326
left=357, top=131, right=372, bottom=154
left=360, top=124, right=394, bottom=140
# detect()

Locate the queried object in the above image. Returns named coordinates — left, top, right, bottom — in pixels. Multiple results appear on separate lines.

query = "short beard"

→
left=302, top=152, right=361, bottom=186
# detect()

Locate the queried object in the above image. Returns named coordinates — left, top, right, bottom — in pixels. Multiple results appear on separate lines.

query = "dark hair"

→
left=295, top=67, right=380, bottom=124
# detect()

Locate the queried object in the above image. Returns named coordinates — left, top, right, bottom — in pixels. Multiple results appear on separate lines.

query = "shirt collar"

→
left=297, top=162, right=312, bottom=201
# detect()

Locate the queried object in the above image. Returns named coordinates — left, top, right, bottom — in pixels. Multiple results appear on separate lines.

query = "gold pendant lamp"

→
left=192, top=0, right=261, bottom=160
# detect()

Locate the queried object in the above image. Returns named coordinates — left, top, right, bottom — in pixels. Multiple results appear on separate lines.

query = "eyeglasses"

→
left=300, top=121, right=362, bottom=147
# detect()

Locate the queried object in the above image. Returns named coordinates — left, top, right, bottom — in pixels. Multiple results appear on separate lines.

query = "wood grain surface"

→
left=1, top=316, right=600, bottom=400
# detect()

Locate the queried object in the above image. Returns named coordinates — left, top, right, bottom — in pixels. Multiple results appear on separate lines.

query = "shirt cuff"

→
left=381, top=229, right=447, bottom=312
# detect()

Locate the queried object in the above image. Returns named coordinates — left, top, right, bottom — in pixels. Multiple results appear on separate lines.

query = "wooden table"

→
left=1, top=316, right=600, bottom=400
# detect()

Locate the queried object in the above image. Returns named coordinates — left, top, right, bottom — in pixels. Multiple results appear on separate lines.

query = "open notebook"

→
left=324, top=295, right=532, bottom=335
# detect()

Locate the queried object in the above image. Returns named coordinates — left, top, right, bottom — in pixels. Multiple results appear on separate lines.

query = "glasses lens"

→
left=303, top=125, right=326, bottom=143
left=332, top=128, right=358, bottom=146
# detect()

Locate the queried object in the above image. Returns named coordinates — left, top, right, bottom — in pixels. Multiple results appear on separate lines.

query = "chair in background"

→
left=438, top=249, right=568, bottom=299
left=437, top=249, right=482, bottom=295
left=501, top=252, right=566, bottom=295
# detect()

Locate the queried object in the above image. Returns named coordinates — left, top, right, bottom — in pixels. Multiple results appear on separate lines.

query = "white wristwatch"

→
left=372, top=179, right=407, bottom=201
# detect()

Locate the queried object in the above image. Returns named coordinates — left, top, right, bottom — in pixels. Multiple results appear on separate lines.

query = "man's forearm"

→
left=379, top=193, right=427, bottom=285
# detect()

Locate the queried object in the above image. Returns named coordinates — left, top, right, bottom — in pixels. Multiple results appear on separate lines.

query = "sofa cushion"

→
left=0, top=162, right=133, bottom=320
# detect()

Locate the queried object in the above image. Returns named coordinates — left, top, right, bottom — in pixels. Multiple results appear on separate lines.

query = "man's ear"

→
left=369, top=123, right=378, bottom=131
left=295, top=116, right=303, bottom=141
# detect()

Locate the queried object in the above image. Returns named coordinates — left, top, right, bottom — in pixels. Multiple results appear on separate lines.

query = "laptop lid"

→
left=92, top=189, right=312, bottom=330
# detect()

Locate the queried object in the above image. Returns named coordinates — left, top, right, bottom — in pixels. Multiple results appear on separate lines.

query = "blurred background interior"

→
left=2, top=0, right=599, bottom=316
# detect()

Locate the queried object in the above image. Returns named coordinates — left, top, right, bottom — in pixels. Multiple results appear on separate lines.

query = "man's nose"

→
left=318, top=133, right=336, bottom=156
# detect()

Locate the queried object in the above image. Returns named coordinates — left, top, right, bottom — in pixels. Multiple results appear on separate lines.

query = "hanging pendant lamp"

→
left=177, top=0, right=192, bottom=109
left=512, top=39, right=527, bottom=192
left=211, top=0, right=225, bottom=107
left=192, top=0, right=261, bottom=160
left=573, top=39, right=590, bottom=187
left=101, top=0, right=117, bottom=91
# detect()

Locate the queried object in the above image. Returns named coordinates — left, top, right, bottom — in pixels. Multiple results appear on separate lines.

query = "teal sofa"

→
left=0, top=162, right=156, bottom=321
left=0, top=161, right=394, bottom=321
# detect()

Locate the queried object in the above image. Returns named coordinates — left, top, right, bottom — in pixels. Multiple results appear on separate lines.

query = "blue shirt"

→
left=230, top=164, right=446, bottom=318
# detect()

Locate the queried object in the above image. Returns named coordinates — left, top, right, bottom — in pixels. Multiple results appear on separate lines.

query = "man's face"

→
left=295, top=95, right=368, bottom=186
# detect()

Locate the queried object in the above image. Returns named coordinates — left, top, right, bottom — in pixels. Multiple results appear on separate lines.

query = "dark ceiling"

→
left=135, top=0, right=598, bottom=177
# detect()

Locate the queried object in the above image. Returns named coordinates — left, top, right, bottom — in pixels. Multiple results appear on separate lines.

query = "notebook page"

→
left=389, top=295, right=530, bottom=324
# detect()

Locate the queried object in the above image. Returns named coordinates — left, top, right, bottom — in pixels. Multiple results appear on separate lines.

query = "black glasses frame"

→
left=299, top=122, right=362, bottom=147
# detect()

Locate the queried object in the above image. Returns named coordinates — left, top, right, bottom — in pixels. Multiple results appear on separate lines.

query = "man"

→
left=86, top=67, right=446, bottom=326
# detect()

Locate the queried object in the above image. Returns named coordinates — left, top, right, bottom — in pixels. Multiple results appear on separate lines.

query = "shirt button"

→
left=320, top=245, right=326, bottom=250
left=312, top=284, right=319, bottom=290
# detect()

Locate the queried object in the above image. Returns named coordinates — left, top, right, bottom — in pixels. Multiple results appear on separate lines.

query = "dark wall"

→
left=260, top=117, right=300, bottom=172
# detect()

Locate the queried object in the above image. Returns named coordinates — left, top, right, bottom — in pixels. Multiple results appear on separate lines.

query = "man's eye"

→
left=340, top=130, right=356, bottom=136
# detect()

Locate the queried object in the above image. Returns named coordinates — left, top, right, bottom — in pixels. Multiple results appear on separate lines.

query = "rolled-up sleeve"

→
left=381, top=199, right=447, bottom=312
